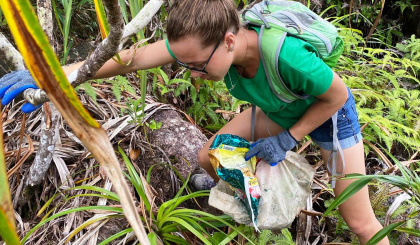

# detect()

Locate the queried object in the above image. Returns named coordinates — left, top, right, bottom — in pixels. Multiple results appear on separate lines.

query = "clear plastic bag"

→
left=208, top=134, right=261, bottom=229
left=209, top=151, right=315, bottom=230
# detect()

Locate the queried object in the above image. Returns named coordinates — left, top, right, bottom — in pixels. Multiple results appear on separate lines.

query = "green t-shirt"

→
left=224, top=32, right=333, bottom=129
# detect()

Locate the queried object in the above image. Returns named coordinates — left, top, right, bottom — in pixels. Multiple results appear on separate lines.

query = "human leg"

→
left=320, top=141, right=389, bottom=245
left=197, top=106, right=284, bottom=181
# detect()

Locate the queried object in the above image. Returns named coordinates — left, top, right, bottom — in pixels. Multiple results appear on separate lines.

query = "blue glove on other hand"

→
left=245, top=130, right=298, bottom=166
left=0, top=70, right=42, bottom=113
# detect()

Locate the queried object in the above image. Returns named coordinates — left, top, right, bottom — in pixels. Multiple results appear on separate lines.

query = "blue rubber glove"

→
left=245, top=130, right=298, bottom=166
left=0, top=70, right=42, bottom=113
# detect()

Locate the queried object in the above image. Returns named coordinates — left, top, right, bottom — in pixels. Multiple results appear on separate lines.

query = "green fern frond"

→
left=110, top=75, right=136, bottom=102
left=231, top=98, right=250, bottom=112
left=82, top=82, right=97, bottom=104
left=205, top=103, right=221, bottom=124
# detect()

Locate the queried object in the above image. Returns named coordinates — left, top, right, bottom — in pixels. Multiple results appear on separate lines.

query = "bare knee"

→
left=197, top=147, right=209, bottom=169
left=344, top=213, right=383, bottom=240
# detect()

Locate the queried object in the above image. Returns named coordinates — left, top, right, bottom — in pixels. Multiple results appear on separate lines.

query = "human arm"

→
left=63, top=39, right=175, bottom=78
left=0, top=39, right=175, bottom=112
left=245, top=72, right=348, bottom=164
left=289, top=71, right=348, bottom=141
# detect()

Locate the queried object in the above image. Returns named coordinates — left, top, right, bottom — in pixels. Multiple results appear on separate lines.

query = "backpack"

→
left=242, top=0, right=344, bottom=103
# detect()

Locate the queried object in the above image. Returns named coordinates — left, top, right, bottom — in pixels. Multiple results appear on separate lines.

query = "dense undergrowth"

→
left=0, top=0, right=419, bottom=244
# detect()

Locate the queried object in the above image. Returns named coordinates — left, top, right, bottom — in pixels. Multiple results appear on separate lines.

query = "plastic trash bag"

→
left=208, top=134, right=261, bottom=230
left=209, top=143, right=315, bottom=230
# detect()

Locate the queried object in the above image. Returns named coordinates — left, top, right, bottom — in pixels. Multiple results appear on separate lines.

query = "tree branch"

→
left=0, top=32, right=25, bottom=75
left=22, top=0, right=164, bottom=106
left=26, top=104, right=60, bottom=186
left=72, top=0, right=124, bottom=87
left=120, top=0, right=165, bottom=46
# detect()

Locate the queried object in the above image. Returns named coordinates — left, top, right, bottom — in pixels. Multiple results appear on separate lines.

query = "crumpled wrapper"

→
left=208, top=134, right=261, bottom=230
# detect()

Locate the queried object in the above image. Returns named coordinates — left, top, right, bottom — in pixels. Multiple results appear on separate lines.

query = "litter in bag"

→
left=208, top=134, right=261, bottom=230
left=209, top=135, right=315, bottom=230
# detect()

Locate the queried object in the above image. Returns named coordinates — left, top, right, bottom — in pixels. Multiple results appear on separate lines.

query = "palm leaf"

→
left=0, top=0, right=150, bottom=243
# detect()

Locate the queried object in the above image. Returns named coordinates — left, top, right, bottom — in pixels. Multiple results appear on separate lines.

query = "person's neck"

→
left=233, top=28, right=260, bottom=79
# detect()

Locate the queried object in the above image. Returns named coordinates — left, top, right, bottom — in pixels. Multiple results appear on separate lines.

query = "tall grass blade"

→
left=98, top=228, right=133, bottom=245
left=342, top=174, right=410, bottom=188
left=0, top=49, right=19, bottom=245
left=22, top=206, right=123, bottom=243
left=161, top=233, right=190, bottom=245
left=366, top=221, right=405, bottom=245
left=93, top=0, right=110, bottom=38
left=219, top=229, right=239, bottom=245
left=65, top=214, right=121, bottom=243
left=165, top=217, right=212, bottom=245
left=118, top=0, right=129, bottom=24
left=395, top=227, right=420, bottom=237
left=147, top=232, right=158, bottom=245
left=323, top=177, right=372, bottom=215
left=119, top=146, right=152, bottom=212
left=58, top=0, right=73, bottom=64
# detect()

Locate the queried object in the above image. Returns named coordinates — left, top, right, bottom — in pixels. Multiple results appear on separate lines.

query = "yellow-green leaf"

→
left=0, top=0, right=150, bottom=244
left=94, top=0, right=109, bottom=39
left=0, top=0, right=99, bottom=127
left=0, top=208, right=20, bottom=244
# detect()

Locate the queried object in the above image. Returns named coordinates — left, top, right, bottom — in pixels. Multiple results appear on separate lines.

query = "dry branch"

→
left=22, top=0, right=164, bottom=105
left=72, top=0, right=124, bottom=87
left=26, top=104, right=60, bottom=186
left=23, top=0, right=61, bottom=198
left=120, top=0, right=165, bottom=45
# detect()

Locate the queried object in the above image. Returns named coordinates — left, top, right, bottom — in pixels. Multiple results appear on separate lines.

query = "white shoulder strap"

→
left=327, top=112, right=345, bottom=188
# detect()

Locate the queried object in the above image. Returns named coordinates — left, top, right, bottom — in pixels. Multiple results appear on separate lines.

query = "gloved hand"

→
left=0, top=70, right=42, bottom=113
left=245, top=130, right=298, bottom=166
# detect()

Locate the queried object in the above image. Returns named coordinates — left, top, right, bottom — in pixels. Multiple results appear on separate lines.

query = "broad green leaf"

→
left=147, top=232, right=158, bottom=245
left=94, top=0, right=109, bottom=38
left=324, top=177, right=372, bottom=215
left=366, top=221, right=405, bottom=245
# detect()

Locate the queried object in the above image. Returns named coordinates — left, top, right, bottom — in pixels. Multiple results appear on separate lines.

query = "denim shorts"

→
left=308, top=88, right=362, bottom=151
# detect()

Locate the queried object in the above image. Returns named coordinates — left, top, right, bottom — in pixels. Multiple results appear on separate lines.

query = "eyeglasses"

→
left=176, top=40, right=221, bottom=74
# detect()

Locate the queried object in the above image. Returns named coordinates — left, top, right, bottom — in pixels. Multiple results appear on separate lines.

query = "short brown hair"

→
left=167, top=0, right=240, bottom=47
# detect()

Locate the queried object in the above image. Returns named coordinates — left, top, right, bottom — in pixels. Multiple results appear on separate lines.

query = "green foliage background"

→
left=0, top=0, right=419, bottom=244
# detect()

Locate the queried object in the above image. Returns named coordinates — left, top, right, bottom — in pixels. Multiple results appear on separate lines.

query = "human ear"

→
left=224, top=32, right=236, bottom=52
